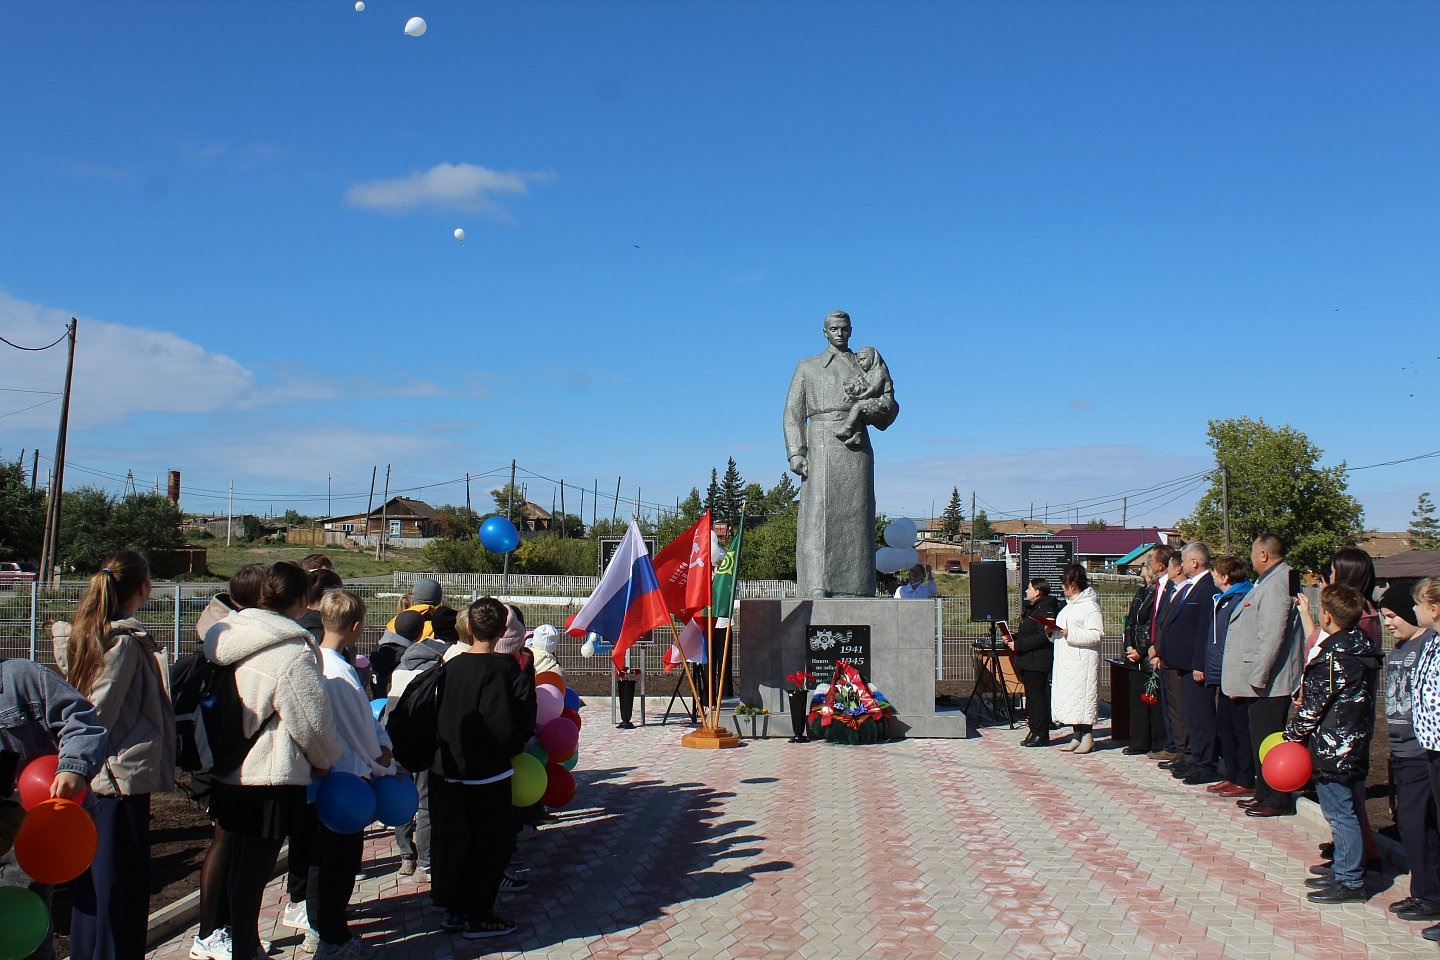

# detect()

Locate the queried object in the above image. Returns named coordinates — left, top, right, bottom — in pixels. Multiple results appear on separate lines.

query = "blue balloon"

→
left=370, top=774, right=420, bottom=827
left=563, top=687, right=582, bottom=711
left=479, top=516, right=520, bottom=553
left=370, top=698, right=386, bottom=720
left=315, top=772, right=376, bottom=835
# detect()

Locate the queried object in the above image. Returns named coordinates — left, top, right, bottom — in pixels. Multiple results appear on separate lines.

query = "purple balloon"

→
left=536, top=683, right=565, bottom=725
left=539, top=717, right=579, bottom=757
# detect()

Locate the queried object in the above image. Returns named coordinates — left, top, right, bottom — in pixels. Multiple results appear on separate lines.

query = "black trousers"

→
left=306, top=820, right=365, bottom=945
left=1126, top=669, right=1165, bottom=752
left=286, top=806, right=315, bottom=904
left=1021, top=670, right=1050, bottom=740
left=1162, top=669, right=1190, bottom=759
left=70, top=793, right=151, bottom=960
left=1249, top=696, right=1294, bottom=810
left=1397, top=755, right=1440, bottom=902
left=1180, top=674, right=1219, bottom=775
left=227, top=832, right=285, bottom=960
left=429, top=777, right=514, bottom=921
left=1215, top=694, right=1255, bottom=788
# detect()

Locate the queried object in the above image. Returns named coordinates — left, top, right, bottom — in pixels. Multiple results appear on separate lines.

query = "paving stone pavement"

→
left=147, top=714, right=1439, bottom=959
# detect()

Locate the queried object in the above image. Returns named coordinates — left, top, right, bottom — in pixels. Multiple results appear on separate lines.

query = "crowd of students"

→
left=0, top=557, right=548, bottom=960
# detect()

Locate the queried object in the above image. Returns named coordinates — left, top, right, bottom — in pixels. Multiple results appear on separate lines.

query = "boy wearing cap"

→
left=386, top=578, right=444, bottom=641
left=1380, top=584, right=1440, bottom=921
left=370, top=610, right=425, bottom=700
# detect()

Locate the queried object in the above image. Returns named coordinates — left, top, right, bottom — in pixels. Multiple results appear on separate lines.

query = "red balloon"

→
left=14, top=798, right=98, bottom=884
left=541, top=763, right=576, bottom=807
left=538, top=716, right=579, bottom=759
left=18, top=755, right=86, bottom=811
left=560, top=707, right=582, bottom=730
left=1262, top=741, right=1313, bottom=793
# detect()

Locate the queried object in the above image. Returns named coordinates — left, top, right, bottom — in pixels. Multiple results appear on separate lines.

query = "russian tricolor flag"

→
left=566, top=520, right=672, bottom=673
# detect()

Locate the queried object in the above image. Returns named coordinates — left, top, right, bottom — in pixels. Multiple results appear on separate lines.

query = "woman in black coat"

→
left=1010, top=578, right=1060, bottom=746
left=1122, top=566, right=1165, bottom=755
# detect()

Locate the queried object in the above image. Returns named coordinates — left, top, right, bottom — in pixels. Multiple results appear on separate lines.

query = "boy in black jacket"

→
left=1285, top=585, right=1382, bottom=904
left=429, top=597, right=536, bottom=939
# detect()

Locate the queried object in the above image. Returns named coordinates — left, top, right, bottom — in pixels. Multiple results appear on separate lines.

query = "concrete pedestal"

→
left=737, top=598, right=965, bottom=738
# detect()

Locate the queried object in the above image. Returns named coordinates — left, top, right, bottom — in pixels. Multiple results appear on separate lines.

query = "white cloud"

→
left=0, top=292, right=260, bottom=431
left=344, top=162, right=555, bottom=217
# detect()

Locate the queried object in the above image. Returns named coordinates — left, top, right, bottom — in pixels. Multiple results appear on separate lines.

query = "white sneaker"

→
left=190, top=930, right=229, bottom=960
left=300, top=930, right=320, bottom=955
left=315, top=939, right=378, bottom=960
left=281, top=902, right=310, bottom=930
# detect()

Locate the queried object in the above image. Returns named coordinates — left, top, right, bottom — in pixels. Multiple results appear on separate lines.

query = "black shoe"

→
left=1309, top=864, right=1333, bottom=877
left=440, top=910, right=465, bottom=932
left=1122, top=745, right=1150, bottom=755
left=462, top=914, right=517, bottom=940
left=1424, top=923, right=1440, bottom=943
left=1396, top=899, right=1440, bottom=921
left=1022, top=737, right=1051, bottom=748
left=1020, top=733, right=1039, bottom=746
left=1390, top=897, right=1421, bottom=915
left=616, top=721, right=636, bottom=729
left=1304, top=876, right=1334, bottom=890
left=1183, top=770, right=1223, bottom=786
left=1169, top=763, right=1193, bottom=779
left=1157, top=758, right=1182, bottom=770
left=1319, top=842, right=1335, bottom=859
left=1307, top=884, right=1365, bottom=904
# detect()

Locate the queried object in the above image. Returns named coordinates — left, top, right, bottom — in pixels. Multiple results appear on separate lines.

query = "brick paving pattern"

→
left=148, top=714, right=1437, bottom=959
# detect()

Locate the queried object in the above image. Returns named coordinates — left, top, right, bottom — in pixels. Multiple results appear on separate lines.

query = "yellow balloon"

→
left=1258, top=731, right=1285, bottom=763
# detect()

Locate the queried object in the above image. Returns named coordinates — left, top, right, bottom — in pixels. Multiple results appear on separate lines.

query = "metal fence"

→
left=2, top=576, right=1139, bottom=693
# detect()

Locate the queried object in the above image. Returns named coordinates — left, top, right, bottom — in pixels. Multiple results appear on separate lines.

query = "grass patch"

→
left=200, top=543, right=433, bottom=579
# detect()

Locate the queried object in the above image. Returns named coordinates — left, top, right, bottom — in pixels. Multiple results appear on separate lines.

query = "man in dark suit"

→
left=1161, top=543, right=1222, bottom=785
left=1150, top=552, right=1189, bottom=769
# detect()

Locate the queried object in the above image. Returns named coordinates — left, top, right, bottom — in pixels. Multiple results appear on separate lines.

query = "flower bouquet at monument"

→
left=806, top=661, right=894, bottom=744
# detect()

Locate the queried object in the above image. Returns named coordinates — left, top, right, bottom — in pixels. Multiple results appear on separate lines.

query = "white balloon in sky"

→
left=404, top=16, right=427, bottom=37
left=354, top=1, right=364, bottom=11
left=453, top=228, right=466, bottom=241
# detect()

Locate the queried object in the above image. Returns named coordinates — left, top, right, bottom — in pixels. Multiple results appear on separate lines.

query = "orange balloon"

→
left=14, top=798, right=97, bottom=884
left=535, top=671, right=566, bottom=692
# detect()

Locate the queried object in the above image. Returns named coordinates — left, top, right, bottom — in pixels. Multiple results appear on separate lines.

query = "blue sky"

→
left=3, top=1, right=1437, bottom=531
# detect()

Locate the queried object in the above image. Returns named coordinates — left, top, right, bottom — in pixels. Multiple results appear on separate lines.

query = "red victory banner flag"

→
left=652, top=509, right=714, bottom=622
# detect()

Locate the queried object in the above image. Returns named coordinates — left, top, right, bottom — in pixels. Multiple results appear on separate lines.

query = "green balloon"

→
left=510, top=754, right=547, bottom=807
left=524, top=741, right=548, bottom=765
left=0, top=885, right=49, bottom=960
left=560, top=748, right=579, bottom=772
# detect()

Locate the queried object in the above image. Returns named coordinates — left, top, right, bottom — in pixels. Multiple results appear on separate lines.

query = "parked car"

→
left=0, top=562, right=38, bottom=585
left=944, top=559, right=965, bottom=574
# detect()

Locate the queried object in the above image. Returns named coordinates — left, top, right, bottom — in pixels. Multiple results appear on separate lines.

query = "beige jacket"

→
left=52, top=617, right=177, bottom=796
left=203, top=608, right=343, bottom=786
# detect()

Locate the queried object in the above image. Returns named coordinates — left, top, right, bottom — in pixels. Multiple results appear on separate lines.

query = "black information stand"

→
left=662, top=666, right=699, bottom=725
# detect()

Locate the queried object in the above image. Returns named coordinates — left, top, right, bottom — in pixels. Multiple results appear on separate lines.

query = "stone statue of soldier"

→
left=783, top=311, right=898, bottom=598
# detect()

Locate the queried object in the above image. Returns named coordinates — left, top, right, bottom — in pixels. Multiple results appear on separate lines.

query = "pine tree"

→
left=719, top=458, right=745, bottom=528
left=704, top=469, right=720, bottom=516
left=940, top=487, right=965, bottom=541
left=1411, top=492, right=1440, bottom=550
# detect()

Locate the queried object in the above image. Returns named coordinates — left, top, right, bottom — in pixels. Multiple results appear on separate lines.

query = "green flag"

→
left=711, top=511, right=746, bottom=624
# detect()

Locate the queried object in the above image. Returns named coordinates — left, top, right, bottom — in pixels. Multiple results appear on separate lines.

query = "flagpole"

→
left=707, top=501, right=744, bottom=728
left=666, top=619, right=706, bottom=724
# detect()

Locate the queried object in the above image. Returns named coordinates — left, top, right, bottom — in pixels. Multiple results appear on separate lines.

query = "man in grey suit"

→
left=1222, top=532, right=1306, bottom=817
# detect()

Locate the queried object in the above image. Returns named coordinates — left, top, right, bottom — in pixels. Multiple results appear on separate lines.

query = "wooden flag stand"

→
left=681, top=615, right=740, bottom=749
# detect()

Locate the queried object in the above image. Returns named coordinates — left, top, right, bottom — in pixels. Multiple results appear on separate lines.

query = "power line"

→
left=0, top=387, right=63, bottom=395
left=0, top=330, right=69, bottom=351
left=0, top=397, right=61, bottom=421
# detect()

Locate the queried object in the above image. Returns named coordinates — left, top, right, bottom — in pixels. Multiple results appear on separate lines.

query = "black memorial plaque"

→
left=598, top=537, right=658, bottom=576
left=1019, top=538, right=1077, bottom=600
left=805, top=624, right=871, bottom=684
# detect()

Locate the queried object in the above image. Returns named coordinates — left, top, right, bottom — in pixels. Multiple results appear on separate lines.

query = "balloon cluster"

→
left=314, top=772, right=420, bottom=835
left=510, top=671, right=584, bottom=809
left=1260, top=736, right=1313, bottom=793
left=1, top=756, right=101, bottom=960
left=875, top=518, right=919, bottom=573
left=479, top=516, right=520, bottom=554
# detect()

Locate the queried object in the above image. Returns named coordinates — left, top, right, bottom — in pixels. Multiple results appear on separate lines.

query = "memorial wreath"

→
left=806, top=660, right=894, bottom=744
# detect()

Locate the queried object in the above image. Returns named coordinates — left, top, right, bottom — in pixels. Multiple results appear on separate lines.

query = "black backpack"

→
left=171, top=652, right=264, bottom=776
left=385, top=660, right=446, bottom=774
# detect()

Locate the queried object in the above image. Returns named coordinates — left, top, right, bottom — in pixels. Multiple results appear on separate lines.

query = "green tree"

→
left=972, top=510, right=994, bottom=540
left=718, top=458, right=745, bottom=528
left=279, top=509, right=310, bottom=526
left=742, top=502, right=797, bottom=581
left=1178, top=416, right=1364, bottom=572
left=511, top=534, right=596, bottom=575
left=422, top=537, right=498, bottom=573
left=1085, top=518, right=1108, bottom=530
left=108, top=492, right=185, bottom=555
left=677, top=488, right=704, bottom=525
left=760, top=474, right=797, bottom=516
left=431, top=504, right=485, bottom=540
left=1411, top=492, right=1440, bottom=550
left=703, top=469, right=720, bottom=516
left=940, top=487, right=965, bottom=541
left=0, top=457, right=45, bottom=559
left=741, top=482, right=766, bottom=516
left=56, top=487, right=117, bottom=571
left=490, top=482, right=529, bottom=519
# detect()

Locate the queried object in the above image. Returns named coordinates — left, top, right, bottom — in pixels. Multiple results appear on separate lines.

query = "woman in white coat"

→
left=1052, top=564, right=1105, bottom=754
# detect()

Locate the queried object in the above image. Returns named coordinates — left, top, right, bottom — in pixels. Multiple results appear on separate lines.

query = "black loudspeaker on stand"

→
left=969, top=561, right=1008, bottom=626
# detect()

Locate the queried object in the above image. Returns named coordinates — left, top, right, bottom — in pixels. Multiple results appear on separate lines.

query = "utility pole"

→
left=375, top=465, right=391, bottom=560
left=559, top=481, right=566, bottom=537
left=327, top=474, right=331, bottom=520
left=503, top=459, right=518, bottom=593
left=611, top=476, right=621, bottom=526
left=968, top=491, right=976, bottom=560
left=1122, top=496, right=1128, bottom=528
left=38, top=318, right=77, bottom=584
left=465, top=473, right=472, bottom=515
left=226, top=481, right=234, bottom=546
left=1221, top=466, right=1231, bottom=554
left=365, top=466, right=377, bottom=538
left=592, top=479, right=598, bottom=529
left=30, top=449, right=39, bottom=492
